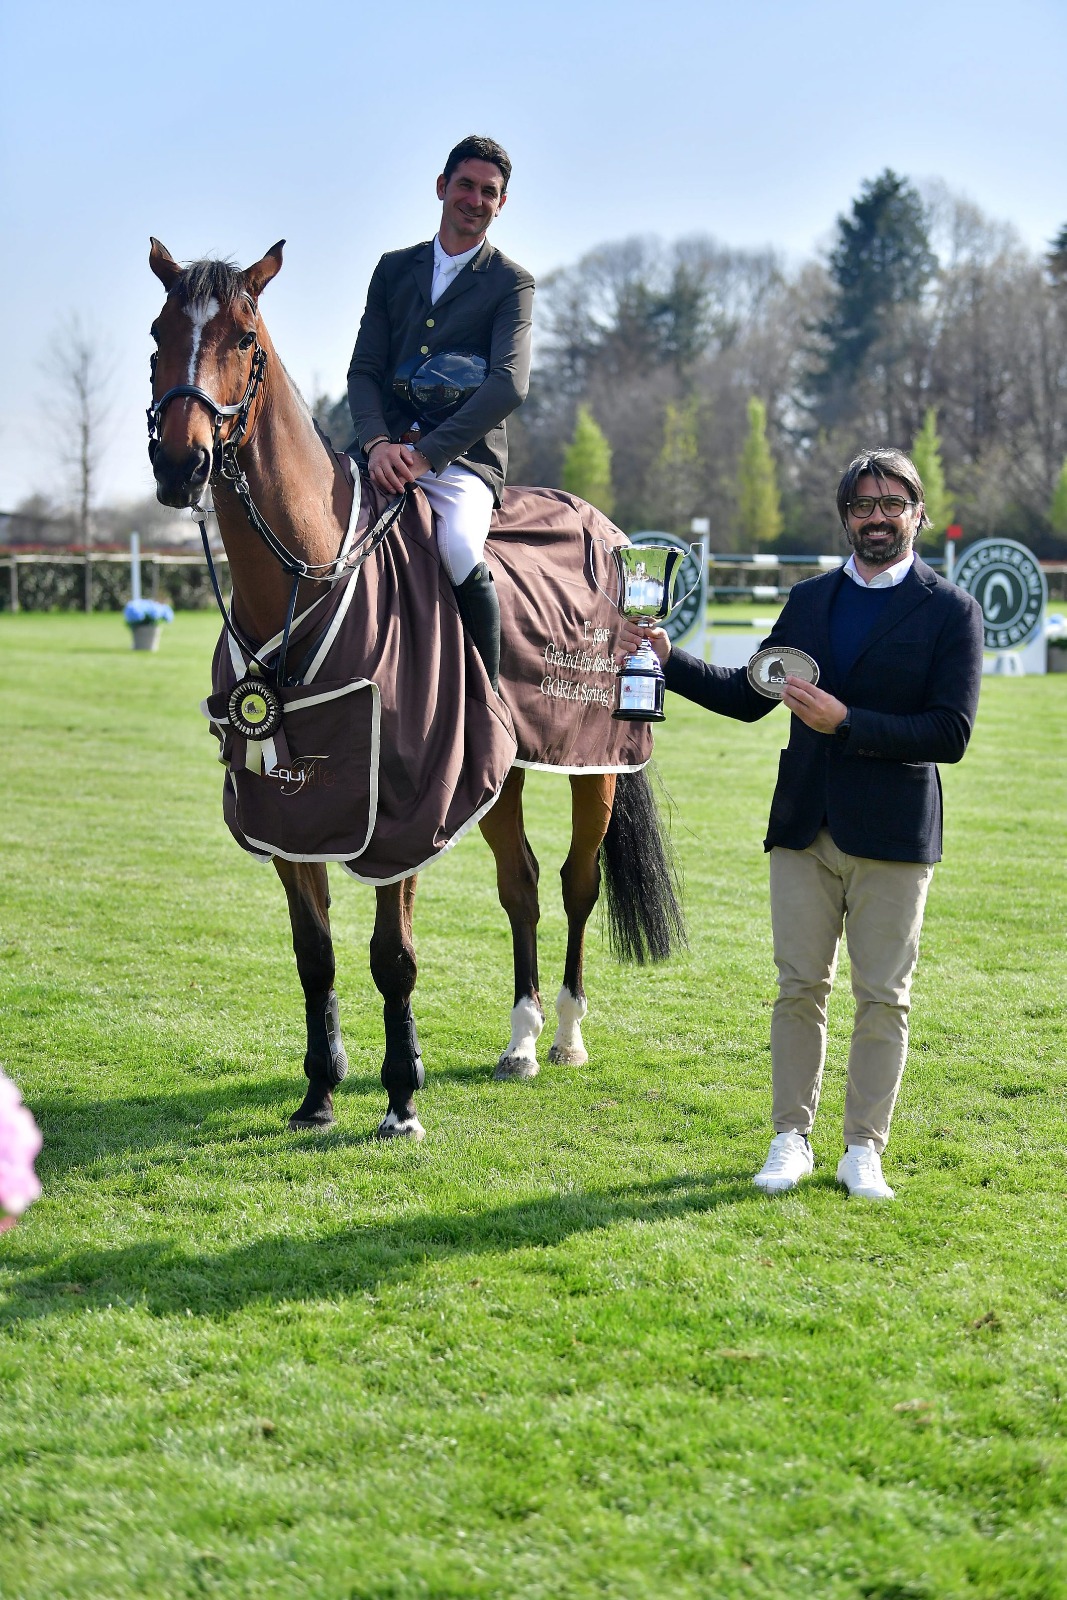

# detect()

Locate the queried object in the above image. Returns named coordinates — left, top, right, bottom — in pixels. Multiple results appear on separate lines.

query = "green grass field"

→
left=1, top=610, right=1065, bottom=1600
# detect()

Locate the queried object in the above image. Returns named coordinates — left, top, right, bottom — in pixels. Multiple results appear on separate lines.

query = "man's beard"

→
left=848, top=521, right=911, bottom=566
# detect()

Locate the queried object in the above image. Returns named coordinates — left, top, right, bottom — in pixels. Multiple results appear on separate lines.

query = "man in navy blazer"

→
left=347, top=134, right=534, bottom=690
left=624, top=448, right=983, bottom=1200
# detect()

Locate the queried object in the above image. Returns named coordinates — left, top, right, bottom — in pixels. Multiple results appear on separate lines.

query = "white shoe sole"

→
left=753, top=1168, right=812, bottom=1194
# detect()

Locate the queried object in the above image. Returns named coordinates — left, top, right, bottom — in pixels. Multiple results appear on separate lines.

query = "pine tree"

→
left=810, top=169, right=934, bottom=428
left=562, top=404, right=614, bottom=517
left=1050, top=459, right=1067, bottom=536
left=911, top=407, right=955, bottom=535
left=737, top=397, right=783, bottom=548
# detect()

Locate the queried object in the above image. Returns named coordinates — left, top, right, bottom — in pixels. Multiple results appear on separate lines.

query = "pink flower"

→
left=0, top=1071, right=42, bottom=1225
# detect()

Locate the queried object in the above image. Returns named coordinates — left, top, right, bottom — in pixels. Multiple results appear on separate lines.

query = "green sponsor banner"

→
left=955, top=538, right=1047, bottom=651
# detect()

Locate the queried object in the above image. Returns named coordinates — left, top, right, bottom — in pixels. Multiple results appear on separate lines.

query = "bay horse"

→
left=146, top=239, right=684, bottom=1140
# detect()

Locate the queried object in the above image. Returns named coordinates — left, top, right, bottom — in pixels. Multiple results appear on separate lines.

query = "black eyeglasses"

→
left=847, top=495, right=914, bottom=518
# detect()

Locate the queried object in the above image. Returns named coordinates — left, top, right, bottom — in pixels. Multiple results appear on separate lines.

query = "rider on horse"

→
left=346, top=134, right=534, bottom=693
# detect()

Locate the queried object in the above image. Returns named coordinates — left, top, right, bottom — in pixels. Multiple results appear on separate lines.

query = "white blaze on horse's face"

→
left=184, top=297, right=221, bottom=386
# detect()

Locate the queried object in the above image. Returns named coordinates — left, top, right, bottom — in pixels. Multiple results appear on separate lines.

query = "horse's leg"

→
left=371, top=876, right=425, bottom=1140
left=479, top=766, right=544, bottom=1078
left=549, top=773, right=617, bottom=1066
left=274, top=858, right=350, bottom=1131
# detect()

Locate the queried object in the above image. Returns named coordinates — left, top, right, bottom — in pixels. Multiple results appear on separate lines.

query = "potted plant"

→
left=124, top=598, right=174, bottom=651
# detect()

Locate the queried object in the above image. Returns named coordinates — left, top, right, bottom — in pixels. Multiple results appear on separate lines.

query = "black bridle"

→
left=146, top=296, right=406, bottom=692
left=146, top=290, right=266, bottom=481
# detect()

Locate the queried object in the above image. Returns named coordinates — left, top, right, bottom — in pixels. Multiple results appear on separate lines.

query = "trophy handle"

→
left=661, top=541, right=705, bottom=625
left=588, top=536, right=622, bottom=610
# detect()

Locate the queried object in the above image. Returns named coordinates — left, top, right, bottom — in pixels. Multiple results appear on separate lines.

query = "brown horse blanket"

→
left=489, top=487, right=652, bottom=774
left=203, top=470, right=650, bottom=884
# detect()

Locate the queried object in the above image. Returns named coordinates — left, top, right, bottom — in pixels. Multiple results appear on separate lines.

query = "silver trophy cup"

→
left=594, top=543, right=694, bottom=722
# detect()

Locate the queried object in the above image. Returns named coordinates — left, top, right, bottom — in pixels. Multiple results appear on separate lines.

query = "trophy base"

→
left=612, top=707, right=666, bottom=723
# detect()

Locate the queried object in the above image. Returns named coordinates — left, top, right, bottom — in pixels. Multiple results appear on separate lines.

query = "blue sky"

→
left=1, top=0, right=1063, bottom=508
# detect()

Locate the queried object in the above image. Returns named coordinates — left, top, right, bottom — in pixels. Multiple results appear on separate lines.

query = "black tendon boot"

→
left=452, top=562, right=501, bottom=692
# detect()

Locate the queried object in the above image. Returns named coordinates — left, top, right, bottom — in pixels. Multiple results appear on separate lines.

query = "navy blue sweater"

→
left=829, top=576, right=895, bottom=679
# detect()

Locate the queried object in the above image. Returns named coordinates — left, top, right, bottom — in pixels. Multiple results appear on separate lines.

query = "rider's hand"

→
left=367, top=440, right=427, bottom=495
left=615, top=620, right=671, bottom=668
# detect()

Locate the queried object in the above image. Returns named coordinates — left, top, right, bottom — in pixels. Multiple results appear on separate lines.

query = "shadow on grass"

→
left=35, top=1030, right=685, bottom=1170
left=1, top=1172, right=757, bottom=1324
left=29, top=1059, right=583, bottom=1175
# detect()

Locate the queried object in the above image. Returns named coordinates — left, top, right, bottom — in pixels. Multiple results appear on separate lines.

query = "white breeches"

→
left=417, top=463, right=495, bottom=585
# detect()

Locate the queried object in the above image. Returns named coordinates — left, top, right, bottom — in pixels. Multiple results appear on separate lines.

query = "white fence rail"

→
left=4, top=549, right=1066, bottom=612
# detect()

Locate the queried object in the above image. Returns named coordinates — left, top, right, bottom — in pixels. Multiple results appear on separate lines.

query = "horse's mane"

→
left=172, top=258, right=246, bottom=307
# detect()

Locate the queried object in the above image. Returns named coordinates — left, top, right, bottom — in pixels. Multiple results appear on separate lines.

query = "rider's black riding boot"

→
left=452, top=562, right=501, bottom=692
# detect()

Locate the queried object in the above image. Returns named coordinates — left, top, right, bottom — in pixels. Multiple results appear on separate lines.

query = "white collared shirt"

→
left=431, top=235, right=480, bottom=304
left=842, top=550, right=916, bottom=589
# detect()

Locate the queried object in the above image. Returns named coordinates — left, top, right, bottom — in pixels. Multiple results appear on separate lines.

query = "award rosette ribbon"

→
left=228, top=676, right=283, bottom=738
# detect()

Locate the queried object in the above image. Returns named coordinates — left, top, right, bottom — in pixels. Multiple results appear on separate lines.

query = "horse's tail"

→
left=600, top=766, right=687, bottom=964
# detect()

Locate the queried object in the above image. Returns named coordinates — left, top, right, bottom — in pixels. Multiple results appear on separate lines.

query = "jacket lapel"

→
left=410, top=242, right=434, bottom=308
left=431, top=239, right=495, bottom=313
left=812, top=568, right=844, bottom=692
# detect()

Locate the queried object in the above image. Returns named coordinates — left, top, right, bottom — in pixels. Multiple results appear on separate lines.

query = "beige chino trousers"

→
left=769, top=829, right=934, bottom=1153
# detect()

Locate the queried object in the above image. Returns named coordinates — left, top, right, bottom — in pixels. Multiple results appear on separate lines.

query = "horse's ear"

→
left=244, top=240, right=285, bottom=298
left=150, top=237, right=182, bottom=290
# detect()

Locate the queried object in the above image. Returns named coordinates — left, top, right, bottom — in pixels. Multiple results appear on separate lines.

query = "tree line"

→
left=497, top=173, right=1067, bottom=556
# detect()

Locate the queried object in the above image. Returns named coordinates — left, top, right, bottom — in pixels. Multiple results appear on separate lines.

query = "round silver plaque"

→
left=747, top=646, right=820, bottom=700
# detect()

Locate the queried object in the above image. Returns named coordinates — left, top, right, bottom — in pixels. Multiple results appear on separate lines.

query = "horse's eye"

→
left=239, top=332, right=256, bottom=352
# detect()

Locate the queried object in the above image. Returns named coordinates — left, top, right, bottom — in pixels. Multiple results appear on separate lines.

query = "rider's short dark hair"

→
left=836, top=447, right=931, bottom=529
left=443, top=135, right=512, bottom=192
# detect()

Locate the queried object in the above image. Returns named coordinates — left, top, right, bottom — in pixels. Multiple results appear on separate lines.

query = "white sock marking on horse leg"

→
left=184, top=297, right=220, bottom=384
left=549, top=986, right=589, bottom=1066
left=495, top=995, right=543, bottom=1078
left=377, top=1107, right=426, bottom=1141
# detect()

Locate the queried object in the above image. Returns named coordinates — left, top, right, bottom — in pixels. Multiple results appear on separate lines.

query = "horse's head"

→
left=147, top=238, right=284, bottom=507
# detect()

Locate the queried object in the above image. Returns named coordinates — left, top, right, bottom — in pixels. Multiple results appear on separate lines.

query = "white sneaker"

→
left=752, top=1131, right=814, bottom=1193
left=837, top=1141, right=895, bottom=1200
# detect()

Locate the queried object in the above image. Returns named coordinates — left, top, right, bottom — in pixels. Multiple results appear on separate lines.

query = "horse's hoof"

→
left=377, top=1109, right=426, bottom=1141
left=494, top=1053, right=540, bottom=1080
left=289, top=1085, right=335, bottom=1130
left=548, top=1045, right=588, bottom=1066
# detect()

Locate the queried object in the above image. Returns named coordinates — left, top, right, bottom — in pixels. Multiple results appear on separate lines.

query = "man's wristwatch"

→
left=835, top=708, right=852, bottom=742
